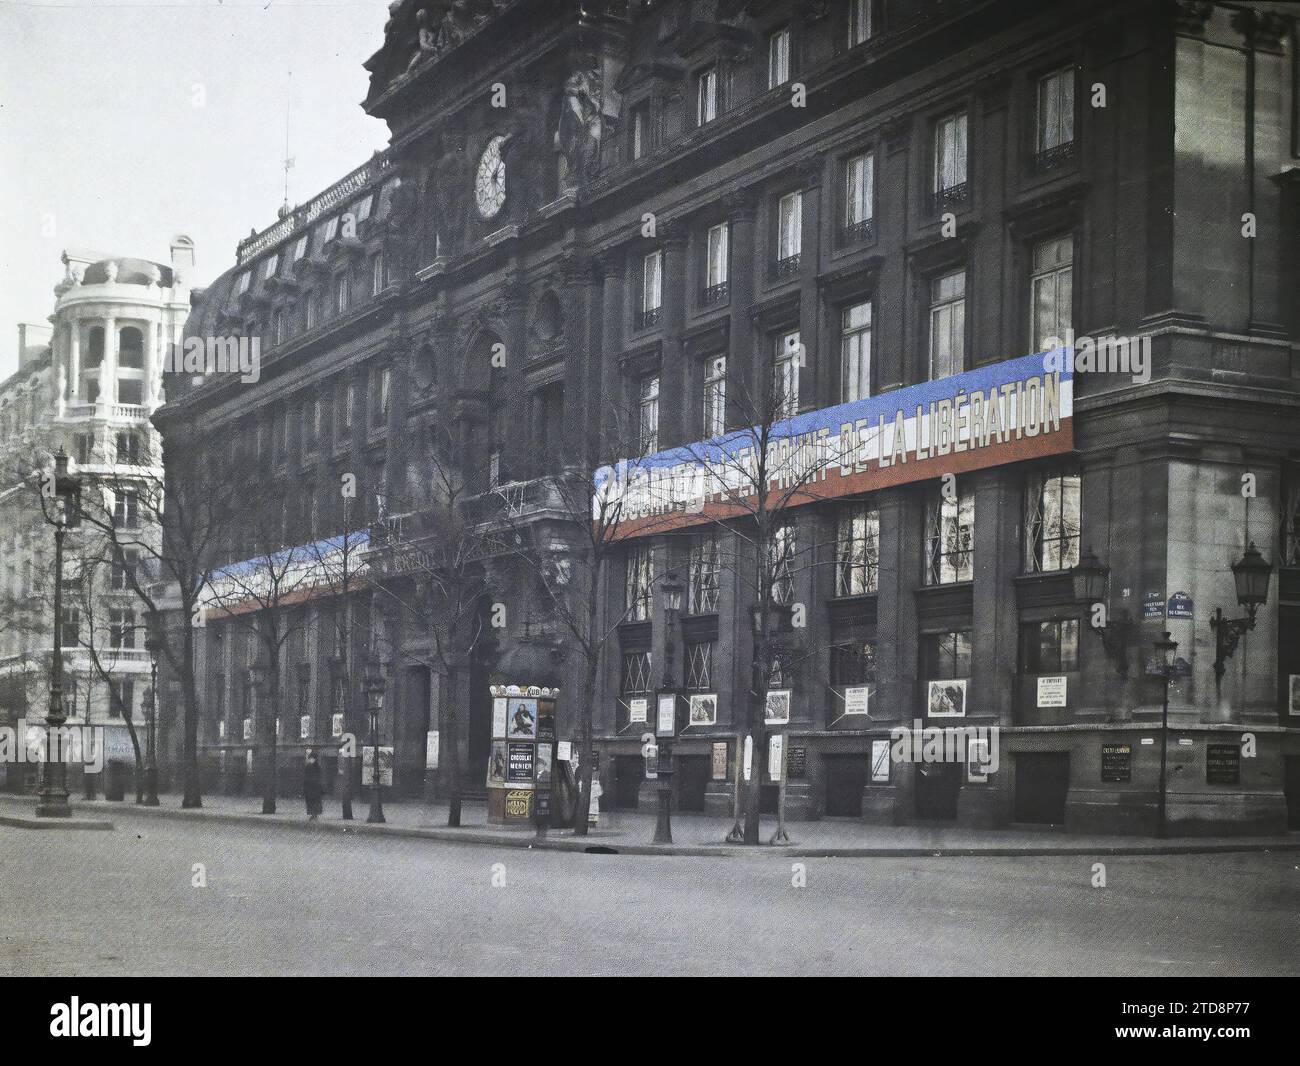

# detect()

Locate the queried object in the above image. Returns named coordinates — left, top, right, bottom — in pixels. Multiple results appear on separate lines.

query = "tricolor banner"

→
left=595, top=349, right=1074, bottom=537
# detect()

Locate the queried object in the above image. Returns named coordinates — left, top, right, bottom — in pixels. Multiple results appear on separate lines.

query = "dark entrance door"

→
left=1014, top=752, right=1070, bottom=825
left=613, top=755, right=643, bottom=809
left=674, top=755, right=709, bottom=812
left=1285, top=757, right=1300, bottom=830
left=915, top=761, right=959, bottom=820
left=824, top=754, right=868, bottom=817
left=468, top=644, right=494, bottom=777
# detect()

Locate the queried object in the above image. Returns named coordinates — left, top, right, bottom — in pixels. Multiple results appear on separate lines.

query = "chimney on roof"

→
left=170, top=234, right=196, bottom=276
left=17, top=323, right=52, bottom=371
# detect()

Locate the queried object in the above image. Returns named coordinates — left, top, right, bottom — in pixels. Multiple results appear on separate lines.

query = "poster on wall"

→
left=689, top=693, right=718, bottom=725
left=331, top=713, right=344, bottom=737
left=844, top=686, right=870, bottom=716
left=557, top=741, right=572, bottom=762
left=245, top=749, right=253, bottom=773
left=711, top=741, right=728, bottom=780
left=870, top=739, right=891, bottom=783
left=1036, top=675, right=1067, bottom=708
left=535, top=743, right=553, bottom=784
left=492, top=697, right=508, bottom=738
left=927, top=679, right=967, bottom=718
left=765, top=689, right=791, bottom=724
left=966, top=739, right=993, bottom=783
left=657, top=694, right=676, bottom=736
left=507, top=741, right=534, bottom=783
left=1101, top=744, right=1131, bottom=782
left=504, top=790, right=532, bottom=819
left=1290, top=675, right=1300, bottom=715
left=426, top=730, right=440, bottom=770
left=487, top=741, right=507, bottom=784
left=628, top=697, right=648, bottom=724
left=300, top=715, right=312, bottom=740
left=242, top=718, right=252, bottom=740
left=507, top=698, right=537, bottom=739
left=768, top=734, right=784, bottom=782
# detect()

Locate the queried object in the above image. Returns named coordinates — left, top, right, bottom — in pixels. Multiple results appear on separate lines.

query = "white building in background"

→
left=0, top=238, right=194, bottom=788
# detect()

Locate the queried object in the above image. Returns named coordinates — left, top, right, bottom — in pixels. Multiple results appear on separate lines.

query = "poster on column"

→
left=507, top=698, right=537, bottom=739
left=492, top=697, right=508, bottom=739
left=507, top=741, right=534, bottom=783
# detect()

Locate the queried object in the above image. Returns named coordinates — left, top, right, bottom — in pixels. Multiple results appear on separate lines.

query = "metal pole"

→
left=36, top=522, right=71, bottom=817
left=143, top=656, right=159, bottom=805
left=1158, top=668, right=1170, bottom=839
left=367, top=705, right=385, bottom=824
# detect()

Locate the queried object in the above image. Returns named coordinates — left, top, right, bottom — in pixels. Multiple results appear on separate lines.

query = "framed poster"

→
left=966, top=739, right=992, bottom=783
left=628, top=697, right=648, bottom=724
left=844, top=686, right=870, bottom=716
left=218, top=721, right=226, bottom=739
left=787, top=747, right=807, bottom=779
left=657, top=694, right=677, bottom=737
left=535, top=742, right=553, bottom=783
left=426, top=730, right=439, bottom=770
left=765, top=689, right=791, bottom=725
left=768, top=734, right=784, bottom=782
left=927, top=678, right=966, bottom=718
left=242, top=718, right=252, bottom=740
left=1206, top=743, right=1241, bottom=785
left=492, top=697, right=508, bottom=738
left=331, top=713, right=344, bottom=737
left=1036, top=675, right=1067, bottom=708
left=504, top=790, right=532, bottom=819
left=1290, top=675, right=1300, bottom=715
left=689, top=693, right=717, bottom=725
left=507, top=742, right=534, bottom=783
left=487, top=740, right=507, bottom=784
left=1101, top=744, right=1131, bottom=782
left=870, top=739, right=891, bottom=782
left=710, top=741, right=728, bottom=781
left=362, top=745, right=394, bottom=787
left=557, top=741, right=572, bottom=763
left=300, top=715, right=312, bottom=740
left=507, top=698, right=537, bottom=739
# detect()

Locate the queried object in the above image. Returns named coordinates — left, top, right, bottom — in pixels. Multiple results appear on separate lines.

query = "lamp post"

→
left=1070, top=546, right=1136, bottom=676
left=1153, top=631, right=1178, bottom=839
left=142, top=620, right=162, bottom=806
left=363, top=655, right=386, bottom=824
left=652, top=570, right=683, bottom=845
left=1209, top=542, right=1273, bottom=683
left=35, top=448, right=80, bottom=818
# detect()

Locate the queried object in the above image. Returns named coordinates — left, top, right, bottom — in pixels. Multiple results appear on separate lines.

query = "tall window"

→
left=630, top=102, right=651, bottom=160
left=777, top=191, right=802, bottom=265
left=831, top=639, right=877, bottom=689
left=111, top=549, right=138, bottom=591
left=1021, top=619, right=1080, bottom=673
left=371, top=252, right=386, bottom=296
left=116, top=432, right=141, bottom=464
left=933, top=112, right=968, bottom=193
left=113, top=490, right=139, bottom=530
left=696, top=65, right=719, bottom=125
left=774, top=330, right=801, bottom=419
left=923, top=631, right=972, bottom=681
left=848, top=0, right=873, bottom=46
left=75, top=433, right=94, bottom=465
left=374, top=367, right=391, bottom=426
left=836, top=502, right=880, bottom=596
left=841, top=301, right=872, bottom=403
left=688, top=534, right=720, bottom=614
left=638, top=374, right=660, bottom=454
left=705, top=223, right=729, bottom=294
left=334, top=272, right=350, bottom=316
left=685, top=641, right=714, bottom=690
left=625, top=545, right=653, bottom=622
left=621, top=650, right=652, bottom=697
left=929, top=269, right=966, bottom=380
left=305, top=289, right=319, bottom=330
left=273, top=308, right=286, bottom=345
left=641, top=250, right=663, bottom=327
left=110, top=608, right=136, bottom=650
left=1283, top=462, right=1300, bottom=566
left=702, top=355, right=727, bottom=437
left=768, top=518, right=797, bottom=605
left=341, top=381, right=355, bottom=433
left=1025, top=467, right=1081, bottom=572
left=925, top=480, right=974, bottom=585
left=109, top=680, right=135, bottom=720
left=844, top=153, right=873, bottom=239
left=1030, top=235, right=1073, bottom=350
left=1036, top=67, right=1075, bottom=153
left=768, top=27, right=791, bottom=88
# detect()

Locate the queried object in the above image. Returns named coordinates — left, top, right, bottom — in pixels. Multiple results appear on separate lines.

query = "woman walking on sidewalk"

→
left=303, top=750, right=323, bottom=821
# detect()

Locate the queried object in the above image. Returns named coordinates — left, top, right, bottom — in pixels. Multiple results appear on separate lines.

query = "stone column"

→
left=724, top=191, right=758, bottom=426
left=659, top=220, right=688, bottom=448
left=597, top=250, right=626, bottom=452
left=143, top=321, right=157, bottom=411
left=500, top=279, right=530, bottom=482
left=797, top=155, right=824, bottom=409
left=98, top=317, right=117, bottom=409
left=67, top=318, right=81, bottom=404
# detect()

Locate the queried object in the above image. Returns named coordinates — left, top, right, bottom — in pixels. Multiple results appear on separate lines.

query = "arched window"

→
left=118, top=327, right=144, bottom=369
left=85, top=326, right=105, bottom=368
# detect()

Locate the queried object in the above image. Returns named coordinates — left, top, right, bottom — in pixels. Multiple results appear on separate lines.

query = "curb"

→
left=0, top=813, right=114, bottom=831
left=2, top=796, right=1296, bottom=857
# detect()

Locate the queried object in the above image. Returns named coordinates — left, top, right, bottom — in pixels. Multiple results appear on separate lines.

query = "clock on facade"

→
left=474, top=135, right=507, bottom=219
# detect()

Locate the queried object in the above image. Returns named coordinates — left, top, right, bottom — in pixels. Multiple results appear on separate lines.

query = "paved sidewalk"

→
left=1, top=790, right=1296, bottom=856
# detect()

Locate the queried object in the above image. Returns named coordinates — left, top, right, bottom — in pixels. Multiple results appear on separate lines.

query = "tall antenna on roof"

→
left=281, top=69, right=295, bottom=217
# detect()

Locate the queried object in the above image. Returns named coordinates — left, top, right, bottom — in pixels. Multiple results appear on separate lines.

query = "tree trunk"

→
left=181, top=623, right=202, bottom=808
left=443, top=662, right=462, bottom=828
left=263, top=667, right=279, bottom=815
left=571, top=662, right=598, bottom=836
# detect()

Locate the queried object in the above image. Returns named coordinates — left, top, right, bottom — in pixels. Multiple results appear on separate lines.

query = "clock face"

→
left=474, top=135, right=507, bottom=219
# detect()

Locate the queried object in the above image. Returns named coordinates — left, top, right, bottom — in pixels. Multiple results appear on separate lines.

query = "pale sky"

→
left=0, top=0, right=394, bottom=377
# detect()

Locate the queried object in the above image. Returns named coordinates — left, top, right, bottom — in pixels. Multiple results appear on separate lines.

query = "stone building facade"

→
left=161, top=0, right=1300, bottom=832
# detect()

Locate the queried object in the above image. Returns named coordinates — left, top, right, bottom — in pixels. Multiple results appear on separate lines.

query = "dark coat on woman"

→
left=303, top=757, right=323, bottom=816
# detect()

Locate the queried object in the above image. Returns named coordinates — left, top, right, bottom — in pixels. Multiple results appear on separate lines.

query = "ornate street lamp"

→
left=1070, top=545, right=1136, bottom=676
left=362, top=654, right=386, bottom=824
left=1153, top=631, right=1179, bottom=839
left=142, top=619, right=162, bottom=806
left=35, top=448, right=81, bottom=818
left=652, top=570, right=684, bottom=845
left=1209, top=542, right=1273, bottom=683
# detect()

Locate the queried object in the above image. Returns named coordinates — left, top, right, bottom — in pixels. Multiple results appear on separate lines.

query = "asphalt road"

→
left=1, top=808, right=1296, bottom=975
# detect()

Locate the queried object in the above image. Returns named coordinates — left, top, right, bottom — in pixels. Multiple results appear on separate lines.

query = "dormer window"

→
left=264, top=254, right=279, bottom=279
left=292, top=234, right=309, bottom=261
left=355, top=195, right=373, bottom=223
left=768, top=27, right=791, bottom=89
left=696, top=65, right=719, bottom=126
left=630, top=101, right=652, bottom=160
left=320, top=216, right=339, bottom=245
left=849, top=0, right=873, bottom=47
left=236, top=271, right=251, bottom=295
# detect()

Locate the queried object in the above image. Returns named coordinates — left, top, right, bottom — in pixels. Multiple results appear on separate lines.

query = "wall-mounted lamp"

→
left=1071, top=546, right=1137, bottom=676
left=1209, top=542, right=1272, bottom=683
